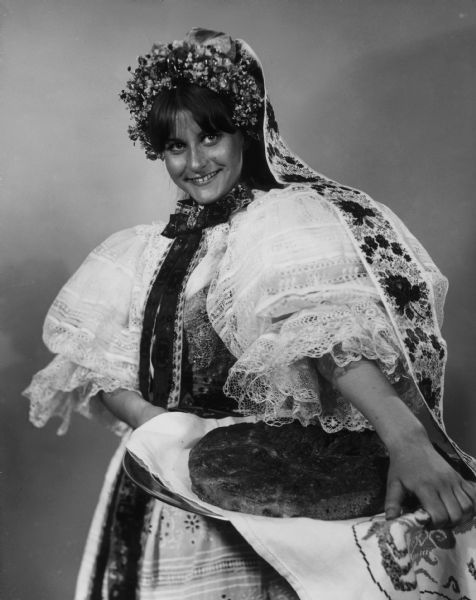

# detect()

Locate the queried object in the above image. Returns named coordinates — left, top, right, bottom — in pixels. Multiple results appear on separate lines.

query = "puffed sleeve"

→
left=23, top=223, right=171, bottom=435
left=207, top=186, right=443, bottom=432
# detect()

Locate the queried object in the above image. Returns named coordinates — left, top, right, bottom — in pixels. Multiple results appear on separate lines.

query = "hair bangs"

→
left=147, top=84, right=236, bottom=153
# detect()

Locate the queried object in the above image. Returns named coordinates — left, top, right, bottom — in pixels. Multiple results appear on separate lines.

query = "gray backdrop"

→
left=1, top=1, right=475, bottom=598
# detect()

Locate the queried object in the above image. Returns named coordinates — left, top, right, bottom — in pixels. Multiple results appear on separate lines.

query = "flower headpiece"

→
left=120, top=28, right=264, bottom=160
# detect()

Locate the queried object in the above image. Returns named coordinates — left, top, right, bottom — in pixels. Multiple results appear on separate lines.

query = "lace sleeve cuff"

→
left=23, top=355, right=132, bottom=436
left=223, top=299, right=421, bottom=431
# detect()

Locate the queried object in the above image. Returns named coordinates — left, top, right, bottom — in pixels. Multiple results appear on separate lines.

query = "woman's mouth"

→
left=186, top=170, right=221, bottom=186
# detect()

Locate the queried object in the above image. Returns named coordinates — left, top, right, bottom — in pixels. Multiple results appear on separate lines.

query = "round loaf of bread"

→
left=188, top=421, right=389, bottom=519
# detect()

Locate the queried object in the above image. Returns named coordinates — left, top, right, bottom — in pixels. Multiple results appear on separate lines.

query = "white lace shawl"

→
left=23, top=185, right=448, bottom=435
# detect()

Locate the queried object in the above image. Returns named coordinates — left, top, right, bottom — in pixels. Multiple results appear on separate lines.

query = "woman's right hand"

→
left=136, top=402, right=167, bottom=428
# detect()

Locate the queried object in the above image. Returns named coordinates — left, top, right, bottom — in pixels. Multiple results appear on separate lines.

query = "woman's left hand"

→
left=385, top=433, right=476, bottom=529
left=100, top=388, right=167, bottom=429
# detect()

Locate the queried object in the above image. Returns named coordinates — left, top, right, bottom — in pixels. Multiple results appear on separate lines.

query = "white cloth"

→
left=233, top=510, right=476, bottom=600
left=126, top=412, right=476, bottom=600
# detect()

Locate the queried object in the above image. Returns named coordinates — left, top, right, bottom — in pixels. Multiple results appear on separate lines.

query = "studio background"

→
left=1, top=1, right=475, bottom=598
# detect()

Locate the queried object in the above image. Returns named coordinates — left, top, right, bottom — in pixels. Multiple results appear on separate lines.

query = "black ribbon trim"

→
left=90, top=468, right=150, bottom=600
left=139, top=232, right=202, bottom=405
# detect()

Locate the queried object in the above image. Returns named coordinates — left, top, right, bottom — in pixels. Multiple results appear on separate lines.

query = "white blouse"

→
left=23, top=184, right=448, bottom=436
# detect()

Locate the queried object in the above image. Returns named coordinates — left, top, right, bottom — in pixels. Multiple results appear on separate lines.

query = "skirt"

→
left=74, top=439, right=299, bottom=600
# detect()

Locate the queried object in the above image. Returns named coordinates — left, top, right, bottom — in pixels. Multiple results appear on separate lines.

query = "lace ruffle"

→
left=223, top=299, right=421, bottom=431
left=23, top=223, right=170, bottom=434
left=24, top=355, right=132, bottom=436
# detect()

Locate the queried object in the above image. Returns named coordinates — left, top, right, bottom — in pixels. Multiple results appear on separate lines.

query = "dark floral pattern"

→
left=417, top=376, right=441, bottom=411
left=309, top=183, right=449, bottom=429
left=335, top=199, right=377, bottom=226
left=361, top=235, right=378, bottom=261
left=381, top=274, right=426, bottom=315
left=184, top=513, right=201, bottom=543
left=408, top=524, right=457, bottom=563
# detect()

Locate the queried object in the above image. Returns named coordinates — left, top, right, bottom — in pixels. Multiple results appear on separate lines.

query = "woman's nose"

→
left=188, top=145, right=207, bottom=171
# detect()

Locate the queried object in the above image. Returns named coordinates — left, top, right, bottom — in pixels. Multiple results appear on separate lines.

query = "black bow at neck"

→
left=161, top=182, right=254, bottom=238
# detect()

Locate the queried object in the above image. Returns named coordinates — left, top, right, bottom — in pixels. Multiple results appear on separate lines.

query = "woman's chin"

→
left=188, top=184, right=232, bottom=205
left=190, top=193, right=221, bottom=205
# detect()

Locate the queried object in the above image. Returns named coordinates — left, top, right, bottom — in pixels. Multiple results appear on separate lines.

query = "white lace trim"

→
left=24, top=355, right=133, bottom=436
left=223, top=299, right=421, bottom=430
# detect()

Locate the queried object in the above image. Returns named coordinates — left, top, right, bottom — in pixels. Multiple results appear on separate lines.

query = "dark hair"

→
left=146, top=84, right=279, bottom=191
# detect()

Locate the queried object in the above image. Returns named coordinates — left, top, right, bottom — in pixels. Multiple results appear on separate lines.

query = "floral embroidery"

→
left=358, top=513, right=457, bottom=593
left=409, top=527, right=456, bottom=562
left=361, top=519, right=417, bottom=592
left=315, top=184, right=448, bottom=427
left=381, top=274, right=427, bottom=315
left=184, top=513, right=201, bottom=535
left=355, top=512, right=476, bottom=597
left=335, top=199, right=376, bottom=226
left=417, top=376, right=441, bottom=411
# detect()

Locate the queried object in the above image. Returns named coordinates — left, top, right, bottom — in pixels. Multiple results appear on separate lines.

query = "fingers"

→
left=418, top=488, right=450, bottom=529
left=423, top=479, right=476, bottom=530
left=459, top=479, right=476, bottom=524
left=461, top=479, right=476, bottom=506
left=385, top=444, right=476, bottom=529
left=385, top=479, right=405, bottom=520
left=452, top=484, right=475, bottom=523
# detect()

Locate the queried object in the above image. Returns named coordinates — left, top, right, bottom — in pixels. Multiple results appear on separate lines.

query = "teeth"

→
left=189, top=171, right=218, bottom=184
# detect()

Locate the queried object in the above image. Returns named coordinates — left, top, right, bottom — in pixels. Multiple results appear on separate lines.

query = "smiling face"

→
left=163, top=110, right=244, bottom=205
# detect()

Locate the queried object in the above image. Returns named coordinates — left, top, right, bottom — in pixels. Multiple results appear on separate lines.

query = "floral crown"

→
left=120, top=29, right=264, bottom=160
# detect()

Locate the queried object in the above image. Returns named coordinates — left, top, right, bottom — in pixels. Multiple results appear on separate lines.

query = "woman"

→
left=24, top=28, right=476, bottom=599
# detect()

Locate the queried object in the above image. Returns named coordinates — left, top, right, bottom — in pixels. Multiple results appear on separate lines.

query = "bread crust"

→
left=188, top=422, right=389, bottom=519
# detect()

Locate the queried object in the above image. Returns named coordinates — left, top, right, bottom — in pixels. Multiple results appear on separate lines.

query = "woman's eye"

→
left=164, top=141, right=185, bottom=153
left=203, top=133, right=221, bottom=145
